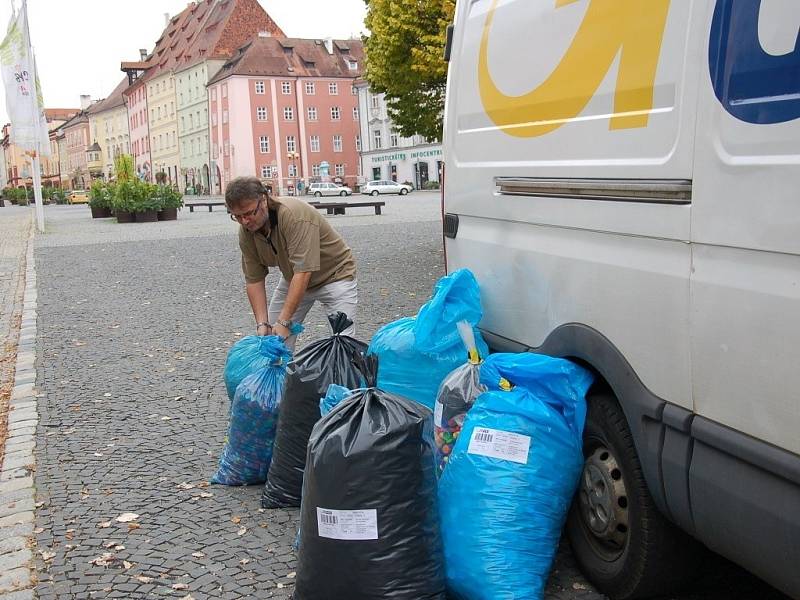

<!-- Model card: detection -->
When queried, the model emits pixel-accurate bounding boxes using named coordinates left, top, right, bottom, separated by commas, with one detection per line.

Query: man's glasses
left=229, top=198, right=262, bottom=222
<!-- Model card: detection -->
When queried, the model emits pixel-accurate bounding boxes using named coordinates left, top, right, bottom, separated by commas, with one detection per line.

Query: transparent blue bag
left=224, top=328, right=301, bottom=401
left=211, top=336, right=291, bottom=485
left=368, top=269, right=489, bottom=409
left=319, top=383, right=352, bottom=417
left=438, top=352, right=594, bottom=600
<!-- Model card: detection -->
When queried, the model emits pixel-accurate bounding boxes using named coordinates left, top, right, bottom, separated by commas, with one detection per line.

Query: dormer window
left=348, top=60, right=358, bottom=71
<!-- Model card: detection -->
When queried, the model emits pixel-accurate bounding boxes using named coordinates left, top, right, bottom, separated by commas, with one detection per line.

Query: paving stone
left=6, top=411, right=37, bottom=426
left=0, top=488, right=34, bottom=508
left=0, top=469, right=32, bottom=483
left=0, top=550, right=31, bottom=573
left=0, top=567, right=31, bottom=593
left=1, top=441, right=34, bottom=455
left=0, top=478, right=33, bottom=496
left=0, top=537, right=27, bottom=557
left=0, top=589, right=36, bottom=600
left=0, top=511, right=34, bottom=529
left=1, top=455, right=34, bottom=473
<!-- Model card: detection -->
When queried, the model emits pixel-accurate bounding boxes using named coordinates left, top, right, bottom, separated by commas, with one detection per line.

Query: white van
left=442, top=1, right=799, bottom=598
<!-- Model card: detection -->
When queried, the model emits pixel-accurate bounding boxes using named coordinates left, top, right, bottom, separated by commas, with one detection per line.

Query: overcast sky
left=0, top=0, right=368, bottom=124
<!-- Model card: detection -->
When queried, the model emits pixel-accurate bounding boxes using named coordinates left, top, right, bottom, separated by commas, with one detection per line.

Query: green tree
left=363, top=0, right=455, bottom=141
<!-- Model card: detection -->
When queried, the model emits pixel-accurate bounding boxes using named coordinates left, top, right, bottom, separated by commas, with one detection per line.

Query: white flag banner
left=0, top=1, right=50, bottom=156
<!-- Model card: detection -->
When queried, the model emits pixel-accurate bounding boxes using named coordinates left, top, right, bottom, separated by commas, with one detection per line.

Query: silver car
left=308, top=182, right=352, bottom=197
left=361, top=180, right=413, bottom=196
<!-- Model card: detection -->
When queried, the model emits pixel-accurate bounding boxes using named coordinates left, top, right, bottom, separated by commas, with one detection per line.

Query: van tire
left=314, top=191, right=322, bottom=198
left=370, top=190, right=379, bottom=196
left=566, top=392, right=703, bottom=599
left=400, top=188, right=408, bottom=195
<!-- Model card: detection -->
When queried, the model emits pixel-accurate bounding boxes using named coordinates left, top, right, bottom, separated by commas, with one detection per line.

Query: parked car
left=67, top=190, right=89, bottom=204
left=308, top=182, right=352, bottom=197
left=361, top=180, right=413, bottom=196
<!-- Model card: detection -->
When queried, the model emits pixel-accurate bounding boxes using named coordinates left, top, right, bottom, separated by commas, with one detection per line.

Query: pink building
left=208, top=36, right=363, bottom=194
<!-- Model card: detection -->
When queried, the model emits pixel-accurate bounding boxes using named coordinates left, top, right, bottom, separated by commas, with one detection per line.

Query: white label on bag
left=434, top=401, right=443, bottom=426
left=467, top=427, right=531, bottom=464
left=316, top=507, right=378, bottom=540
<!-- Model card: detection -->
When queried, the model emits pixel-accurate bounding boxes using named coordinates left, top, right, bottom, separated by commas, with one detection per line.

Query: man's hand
left=273, top=322, right=290, bottom=339
left=256, top=323, right=272, bottom=336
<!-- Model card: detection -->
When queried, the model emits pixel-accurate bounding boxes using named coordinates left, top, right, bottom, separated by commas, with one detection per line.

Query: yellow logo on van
left=479, top=0, right=671, bottom=137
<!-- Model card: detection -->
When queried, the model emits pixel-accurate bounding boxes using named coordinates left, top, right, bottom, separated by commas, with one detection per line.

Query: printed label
left=467, top=427, right=530, bottom=464
left=434, top=401, right=443, bottom=426
left=316, top=507, right=378, bottom=540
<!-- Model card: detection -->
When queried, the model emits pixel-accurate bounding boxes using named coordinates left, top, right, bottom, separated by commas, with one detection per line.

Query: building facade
left=62, top=113, right=91, bottom=189
left=147, top=70, right=180, bottom=184
left=87, top=79, right=130, bottom=180
left=355, top=83, right=442, bottom=189
left=208, top=36, right=363, bottom=195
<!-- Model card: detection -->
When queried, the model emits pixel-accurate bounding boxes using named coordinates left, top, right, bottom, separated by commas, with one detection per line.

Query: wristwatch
left=276, top=318, right=292, bottom=329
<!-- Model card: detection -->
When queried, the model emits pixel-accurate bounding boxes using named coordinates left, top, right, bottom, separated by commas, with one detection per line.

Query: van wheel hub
left=578, top=445, right=629, bottom=556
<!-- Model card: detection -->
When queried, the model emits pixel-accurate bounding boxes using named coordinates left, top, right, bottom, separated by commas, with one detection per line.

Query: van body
left=442, top=0, right=799, bottom=597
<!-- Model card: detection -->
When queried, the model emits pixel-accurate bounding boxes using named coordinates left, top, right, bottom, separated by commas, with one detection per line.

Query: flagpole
left=22, top=0, right=43, bottom=232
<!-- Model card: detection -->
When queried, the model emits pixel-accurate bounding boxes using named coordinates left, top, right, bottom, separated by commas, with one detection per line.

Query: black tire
left=339, top=190, right=347, bottom=196
left=566, top=392, right=703, bottom=599
left=370, top=190, right=379, bottom=196
left=399, top=188, right=408, bottom=195
left=314, top=191, right=322, bottom=198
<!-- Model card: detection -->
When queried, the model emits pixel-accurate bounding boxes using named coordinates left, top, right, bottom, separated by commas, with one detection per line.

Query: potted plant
left=157, top=185, right=183, bottom=221
left=133, top=183, right=162, bottom=222
left=89, top=180, right=112, bottom=218
left=113, top=180, right=139, bottom=223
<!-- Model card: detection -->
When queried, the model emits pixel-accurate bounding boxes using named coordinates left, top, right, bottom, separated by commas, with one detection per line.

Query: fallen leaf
left=180, top=596, right=195, bottom=600
left=258, top=522, right=269, bottom=528
left=40, top=551, right=55, bottom=561
left=115, top=545, right=125, bottom=551
left=239, top=558, right=250, bottom=565
left=287, top=572, right=296, bottom=579
left=173, top=395, right=184, bottom=401
left=93, top=453, right=103, bottom=457
left=277, top=583, right=285, bottom=589
left=136, top=576, right=153, bottom=583
left=123, top=561, right=133, bottom=569
left=191, top=552, right=205, bottom=558
left=197, top=482, right=209, bottom=488
left=177, top=482, right=196, bottom=490
left=89, top=552, right=116, bottom=567
left=34, top=527, right=44, bottom=534
left=237, top=526, right=247, bottom=536
left=98, top=521, right=111, bottom=528
left=116, top=513, right=139, bottom=523
left=199, top=492, right=212, bottom=499
left=572, top=583, right=589, bottom=590
left=231, top=516, right=241, bottom=524
left=103, top=393, right=112, bottom=397
left=127, top=523, right=141, bottom=531
left=171, top=583, right=189, bottom=590
left=161, top=416, right=173, bottom=421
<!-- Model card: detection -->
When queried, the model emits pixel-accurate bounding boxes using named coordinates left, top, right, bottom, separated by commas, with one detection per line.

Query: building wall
left=90, top=105, right=130, bottom=180
left=147, top=71, right=180, bottom=185
left=356, top=85, right=442, bottom=188
left=126, top=82, right=151, bottom=180
left=64, top=121, right=90, bottom=189
left=57, top=135, right=68, bottom=187
left=176, top=60, right=222, bottom=193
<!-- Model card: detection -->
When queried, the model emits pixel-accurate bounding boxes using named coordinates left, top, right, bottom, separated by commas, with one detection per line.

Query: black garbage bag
left=261, top=312, right=367, bottom=508
left=293, top=353, right=446, bottom=600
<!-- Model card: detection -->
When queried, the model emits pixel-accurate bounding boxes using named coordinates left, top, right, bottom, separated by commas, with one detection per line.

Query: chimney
left=139, top=48, right=148, bottom=61
left=80, top=95, right=91, bottom=110
left=323, top=38, right=334, bottom=55
left=164, top=13, right=170, bottom=26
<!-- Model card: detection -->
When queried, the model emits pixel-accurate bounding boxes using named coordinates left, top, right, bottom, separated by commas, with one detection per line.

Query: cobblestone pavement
left=29, top=201, right=788, bottom=599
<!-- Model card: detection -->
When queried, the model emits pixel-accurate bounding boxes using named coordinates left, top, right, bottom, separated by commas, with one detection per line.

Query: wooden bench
left=308, top=200, right=386, bottom=215
left=187, top=202, right=225, bottom=213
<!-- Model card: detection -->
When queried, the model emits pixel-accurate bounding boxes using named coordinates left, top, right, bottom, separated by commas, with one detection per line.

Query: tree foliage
left=363, top=0, right=455, bottom=141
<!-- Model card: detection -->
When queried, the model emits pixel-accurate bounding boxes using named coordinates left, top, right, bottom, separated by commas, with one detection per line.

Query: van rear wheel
left=566, top=392, right=703, bottom=599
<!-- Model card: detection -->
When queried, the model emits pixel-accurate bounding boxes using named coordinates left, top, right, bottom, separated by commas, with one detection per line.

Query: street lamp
left=287, top=151, right=300, bottom=195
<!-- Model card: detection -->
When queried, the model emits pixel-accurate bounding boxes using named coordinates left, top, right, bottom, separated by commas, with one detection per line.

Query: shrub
left=89, top=180, right=112, bottom=210
left=423, top=181, right=440, bottom=190
left=157, top=184, right=183, bottom=209
left=113, top=180, right=142, bottom=213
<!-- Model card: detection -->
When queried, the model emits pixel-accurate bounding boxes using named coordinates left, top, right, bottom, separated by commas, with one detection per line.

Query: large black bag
left=293, top=354, right=446, bottom=600
left=261, top=312, right=367, bottom=508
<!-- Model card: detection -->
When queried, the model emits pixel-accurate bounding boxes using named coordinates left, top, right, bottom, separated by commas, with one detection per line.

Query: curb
left=0, top=223, right=37, bottom=599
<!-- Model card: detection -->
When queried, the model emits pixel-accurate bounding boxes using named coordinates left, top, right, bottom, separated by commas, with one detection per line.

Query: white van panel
left=690, top=245, right=800, bottom=455
left=447, top=216, right=693, bottom=407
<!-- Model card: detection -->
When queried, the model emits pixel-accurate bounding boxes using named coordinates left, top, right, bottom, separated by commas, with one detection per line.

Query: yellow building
left=87, top=78, right=130, bottom=180
left=147, top=70, right=180, bottom=185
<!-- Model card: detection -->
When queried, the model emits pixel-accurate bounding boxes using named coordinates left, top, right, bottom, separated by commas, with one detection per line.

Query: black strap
left=266, top=208, right=278, bottom=254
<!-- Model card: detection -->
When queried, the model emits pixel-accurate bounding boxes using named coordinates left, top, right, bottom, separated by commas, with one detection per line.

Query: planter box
left=116, top=210, right=134, bottom=223
left=136, top=209, right=159, bottom=223
left=90, top=206, right=112, bottom=218
left=158, top=207, right=178, bottom=221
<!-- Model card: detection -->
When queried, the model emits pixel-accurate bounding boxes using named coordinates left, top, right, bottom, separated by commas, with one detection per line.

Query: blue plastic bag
left=224, top=327, right=302, bottom=401
left=319, top=384, right=351, bottom=417
left=438, top=352, right=594, bottom=600
left=368, top=269, right=489, bottom=409
left=211, top=336, right=291, bottom=485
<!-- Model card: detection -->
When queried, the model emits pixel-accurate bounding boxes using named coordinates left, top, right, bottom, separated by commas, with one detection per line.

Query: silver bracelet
left=256, top=322, right=270, bottom=330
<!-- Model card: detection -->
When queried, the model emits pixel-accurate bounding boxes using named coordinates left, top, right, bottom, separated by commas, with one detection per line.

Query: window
left=390, top=130, right=399, bottom=147
left=305, top=81, right=315, bottom=95
left=259, top=136, right=270, bottom=154
left=222, top=110, right=228, bottom=124
left=348, top=60, right=358, bottom=71
left=352, top=107, right=359, bottom=120
left=328, top=82, right=338, bottom=95
left=256, top=106, right=267, bottom=121
left=373, top=129, right=382, bottom=149
left=261, top=165, right=271, bottom=178
left=181, top=116, right=185, bottom=131
left=307, top=106, right=318, bottom=121
left=286, top=135, right=296, bottom=153
left=351, top=84, right=358, bottom=95
left=310, top=135, right=320, bottom=152
left=330, top=106, right=340, bottom=121
left=333, top=135, right=342, bottom=152
left=189, top=114, right=194, bottom=128
left=312, top=163, right=320, bottom=176
left=211, top=113, right=217, bottom=126
left=355, top=135, right=361, bottom=151
left=288, top=164, right=297, bottom=177
left=283, top=106, right=294, bottom=121
left=224, top=141, right=230, bottom=156
left=254, top=81, right=265, bottom=94
left=211, top=89, right=217, bottom=101
left=371, top=94, right=380, bottom=109
left=335, top=163, right=344, bottom=176
left=281, top=81, right=292, bottom=95
left=222, top=83, right=227, bottom=97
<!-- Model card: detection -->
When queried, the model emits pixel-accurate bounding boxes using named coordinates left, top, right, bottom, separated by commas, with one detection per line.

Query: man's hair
left=225, top=176, right=269, bottom=209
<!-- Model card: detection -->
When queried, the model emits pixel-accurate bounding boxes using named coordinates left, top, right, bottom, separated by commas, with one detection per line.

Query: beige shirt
left=238, top=196, right=356, bottom=289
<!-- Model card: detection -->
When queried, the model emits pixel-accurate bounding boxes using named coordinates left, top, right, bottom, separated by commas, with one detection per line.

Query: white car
left=361, top=180, right=413, bottom=196
left=308, top=182, right=352, bottom=197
